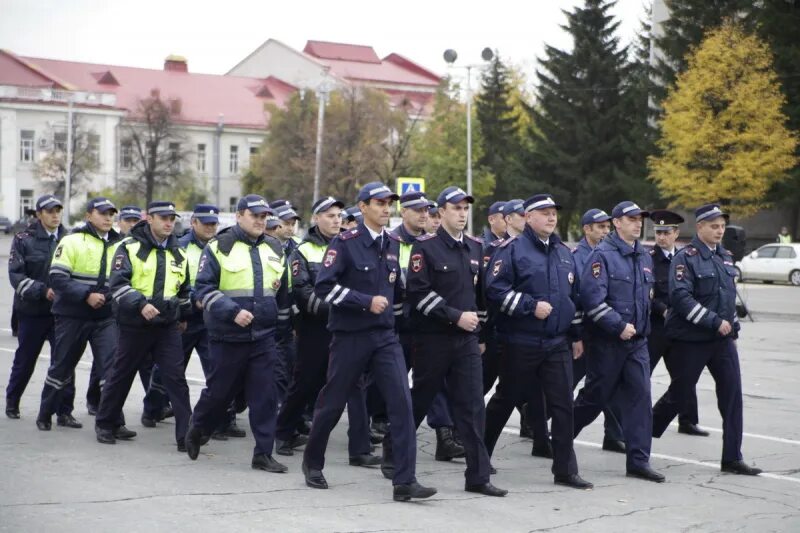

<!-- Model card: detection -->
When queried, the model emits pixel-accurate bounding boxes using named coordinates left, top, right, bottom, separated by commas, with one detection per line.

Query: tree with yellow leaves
left=649, top=22, right=797, bottom=217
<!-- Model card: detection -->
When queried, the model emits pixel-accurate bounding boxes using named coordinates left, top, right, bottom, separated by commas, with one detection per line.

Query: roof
left=0, top=49, right=295, bottom=129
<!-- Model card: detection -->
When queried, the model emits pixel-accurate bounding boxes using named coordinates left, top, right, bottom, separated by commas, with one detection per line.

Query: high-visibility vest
left=209, top=239, right=284, bottom=297
left=123, top=240, right=187, bottom=298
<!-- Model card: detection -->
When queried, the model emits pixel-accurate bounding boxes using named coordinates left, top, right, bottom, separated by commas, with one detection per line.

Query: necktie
left=667, top=252, right=673, bottom=260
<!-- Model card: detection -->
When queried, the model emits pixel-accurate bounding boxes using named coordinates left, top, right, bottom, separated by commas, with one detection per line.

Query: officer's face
left=37, top=206, right=62, bottom=231
left=342, top=219, right=358, bottom=230
left=441, top=200, right=470, bottom=233
left=655, top=228, right=679, bottom=250
left=488, top=213, right=507, bottom=235
left=359, top=198, right=393, bottom=229
left=697, top=217, right=726, bottom=245
left=402, top=206, right=428, bottom=234
left=425, top=213, right=441, bottom=234
left=315, top=207, right=342, bottom=238
left=148, top=214, right=176, bottom=241
left=505, top=212, right=526, bottom=234
left=191, top=218, right=218, bottom=242
left=118, top=217, right=139, bottom=235
left=584, top=221, right=611, bottom=244
left=527, top=207, right=558, bottom=237
left=278, top=218, right=298, bottom=240
left=87, top=209, right=115, bottom=233
left=237, top=209, right=268, bottom=238
left=614, top=215, right=643, bottom=241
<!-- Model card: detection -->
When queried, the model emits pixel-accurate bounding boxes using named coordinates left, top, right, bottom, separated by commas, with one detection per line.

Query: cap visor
left=248, top=206, right=271, bottom=214
left=196, top=216, right=219, bottom=224
left=97, top=206, right=118, bottom=214
left=447, top=194, right=475, bottom=205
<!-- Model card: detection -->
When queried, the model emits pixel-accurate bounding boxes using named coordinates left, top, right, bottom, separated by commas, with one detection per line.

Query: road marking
left=667, top=422, right=800, bottom=446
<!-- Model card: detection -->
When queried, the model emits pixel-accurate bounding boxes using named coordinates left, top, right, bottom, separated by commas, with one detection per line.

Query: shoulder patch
left=339, top=229, right=360, bottom=241
left=323, top=249, right=338, bottom=268
left=492, top=259, right=503, bottom=276
left=499, top=236, right=516, bottom=248
left=291, top=259, right=300, bottom=277
left=416, top=233, right=437, bottom=242
left=591, top=261, right=602, bottom=278
left=675, top=263, right=685, bottom=281
left=410, top=253, right=423, bottom=272
left=685, top=246, right=698, bottom=256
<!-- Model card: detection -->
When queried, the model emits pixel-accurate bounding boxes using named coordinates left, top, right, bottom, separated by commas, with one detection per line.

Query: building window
left=54, top=132, right=68, bottom=152
left=229, top=196, right=238, bottom=212
left=229, top=145, right=239, bottom=173
left=20, top=130, right=34, bottom=162
left=120, top=140, right=133, bottom=170
left=87, top=133, right=100, bottom=163
left=169, top=142, right=181, bottom=172
left=197, top=143, right=206, bottom=172
left=19, top=189, right=34, bottom=219
left=249, top=146, right=259, bottom=156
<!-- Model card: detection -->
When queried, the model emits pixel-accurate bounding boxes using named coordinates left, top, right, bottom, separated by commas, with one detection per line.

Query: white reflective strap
left=307, top=293, right=318, bottom=313
left=622, top=204, right=641, bottom=214
left=370, top=185, right=392, bottom=196
left=686, top=303, right=702, bottom=321
left=112, top=285, right=133, bottom=299
left=393, top=309, right=403, bottom=316
left=202, top=290, right=223, bottom=307
left=325, top=285, right=343, bottom=303
left=16, top=278, right=34, bottom=295
left=205, top=292, right=224, bottom=311
left=593, top=307, right=613, bottom=322
left=333, top=287, right=350, bottom=305
left=113, top=288, right=135, bottom=301
left=692, top=307, right=708, bottom=324
left=312, top=297, right=322, bottom=315
left=392, top=303, right=403, bottom=309
left=423, top=296, right=443, bottom=316
left=500, top=291, right=515, bottom=313
left=526, top=198, right=556, bottom=211
left=587, top=303, right=609, bottom=318
left=49, top=264, right=72, bottom=276
left=445, top=188, right=467, bottom=201
left=400, top=270, right=407, bottom=287
left=417, top=291, right=438, bottom=311
left=507, top=293, right=522, bottom=315
left=179, top=298, right=191, bottom=306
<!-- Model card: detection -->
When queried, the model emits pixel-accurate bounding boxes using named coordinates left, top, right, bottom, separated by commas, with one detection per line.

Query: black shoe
left=721, top=460, right=762, bottom=476
left=185, top=425, right=202, bottom=460
left=5, top=405, right=20, bottom=419
left=36, top=417, right=51, bottom=431
left=87, top=404, right=98, bottom=416
left=302, top=461, right=328, bottom=489
left=371, top=420, right=389, bottom=435
left=177, top=439, right=186, bottom=453
left=56, top=414, right=83, bottom=428
left=465, top=482, right=508, bottom=497
left=602, top=437, right=626, bottom=454
left=531, top=440, right=554, bottom=459
left=678, top=423, right=710, bottom=437
left=627, top=466, right=666, bottom=483
left=224, top=421, right=246, bottom=438
left=252, top=453, right=288, bottom=473
left=141, top=414, right=157, bottom=428
left=210, top=431, right=228, bottom=441
left=296, top=419, right=311, bottom=436
left=381, top=438, right=395, bottom=480
left=554, top=474, right=594, bottom=490
left=369, top=429, right=385, bottom=444
left=490, top=464, right=497, bottom=475
left=95, top=427, right=116, bottom=444
left=435, top=427, right=465, bottom=461
left=275, top=433, right=308, bottom=456
left=349, top=453, right=382, bottom=467
left=114, top=426, right=137, bottom=440
left=393, top=482, right=437, bottom=502
left=158, top=406, right=174, bottom=421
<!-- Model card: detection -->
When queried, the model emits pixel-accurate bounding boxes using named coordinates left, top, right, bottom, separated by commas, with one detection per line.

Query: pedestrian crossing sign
left=396, top=177, right=425, bottom=196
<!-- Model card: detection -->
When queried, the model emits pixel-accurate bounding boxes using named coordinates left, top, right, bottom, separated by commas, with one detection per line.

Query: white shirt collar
left=540, top=238, right=550, bottom=247
left=365, top=225, right=383, bottom=241
left=662, top=247, right=676, bottom=258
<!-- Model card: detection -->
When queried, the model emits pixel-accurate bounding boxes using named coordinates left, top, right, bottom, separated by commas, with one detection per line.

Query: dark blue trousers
left=574, top=337, right=652, bottom=470
left=573, top=350, right=625, bottom=441
left=39, top=316, right=117, bottom=421
left=410, top=334, right=492, bottom=485
left=276, top=323, right=370, bottom=456
left=648, top=321, right=699, bottom=426
left=192, top=337, right=278, bottom=455
left=304, top=329, right=416, bottom=485
left=6, top=314, right=74, bottom=415
left=96, top=325, right=191, bottom=443
left=652, top=338, right=743, bottom=462
left=484, top=340, right=578, bottom=476
left=275, top=330, right=296, bottom=404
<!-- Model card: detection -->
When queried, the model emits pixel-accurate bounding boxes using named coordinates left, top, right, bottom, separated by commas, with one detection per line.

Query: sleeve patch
left=411, top=253, right=423, bottom=273
left=291, top=259, right=300, bottom=277
left=113, top=254, right=124, bottom=271
left=323, top=250, right=337, bottom=268
left=492, top=260, right=503, bottom=276
left=591, top=261, right=601, bottom=278
left=54, top=245, right=63, bottom=259
left=197, top=254, right=207, bottom=274
left=675, top=264, right=685, bottom=281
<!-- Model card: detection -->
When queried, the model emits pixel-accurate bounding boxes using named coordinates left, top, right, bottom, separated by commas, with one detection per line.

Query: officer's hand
left=46, top=288, right=55, bottom=301
left=234, top=309, right=254, bottom=327
left=718, top=320, right=733, bottom=336
left=369, top=296, right=389, bottom=314
left=141, top=303, right=161, bottom=321
left=534, top=301, right=553, bottom=319
left=195, top=300, right=204, bottom=310
left=457, top=311, right=479, bottom=332
left=572, top=340, right=584, bottom=360
left=86, top=292, right=105, bottom=309
left=177, top=321, right=187, bottom=333
left=479, top=343, right=486, bottom=355
left=620, top=323, right=636, bottom=340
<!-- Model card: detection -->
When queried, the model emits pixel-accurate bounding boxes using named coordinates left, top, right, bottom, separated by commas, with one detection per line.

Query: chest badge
left=591, top=261, right=601, bottom=279
left=568, top=271, right=575, bottom=285
left=411, top=253, right=423, bottom=273
left=389, top=271, right=397, bottom=283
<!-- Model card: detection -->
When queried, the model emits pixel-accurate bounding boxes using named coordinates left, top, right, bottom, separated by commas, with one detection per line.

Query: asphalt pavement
left=0, top=234, right=798, bottom=532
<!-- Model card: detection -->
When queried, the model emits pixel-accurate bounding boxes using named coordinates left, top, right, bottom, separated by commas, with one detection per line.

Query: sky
left=1, top=0, right=650, bottom=86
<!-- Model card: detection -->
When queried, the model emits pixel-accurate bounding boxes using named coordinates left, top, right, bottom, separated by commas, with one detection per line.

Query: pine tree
left=649, top=22, right=797, bottom=217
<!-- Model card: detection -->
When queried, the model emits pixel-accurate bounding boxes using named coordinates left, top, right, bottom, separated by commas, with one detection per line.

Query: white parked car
left=736, top=243, right=800, bottom=286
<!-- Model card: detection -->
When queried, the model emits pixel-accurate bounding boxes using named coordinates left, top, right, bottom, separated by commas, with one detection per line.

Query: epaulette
left=557, top=241, right=571, bottom=251
left=416, top=233, right=437, bottom=242
left=387, top=232, right=403, bottom=243
left=499, top=235, right=517, bottom=248
left=685, top=246, right=698, bottom=256
left=489, top=238, right=504, bottom=249
left=571, top=246, right=578, bottom=253
left=339, top=228, right=360, bottom=241
left=465, top=233, right=483, bottom=244
left=649, top=248, right=656, bottom=255
left=723, top=248, right=733, bottom=256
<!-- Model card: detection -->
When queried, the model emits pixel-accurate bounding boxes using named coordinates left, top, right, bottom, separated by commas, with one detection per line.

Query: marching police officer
left=271, top=202, right=303, bottom=255
left=483, top=201, right=507, bottom=244
left=185, top=195, right=291, bottom=473
left=484, top=194, right=592, bottom=490
left=302, top=182, right=436, bottom=502
left=647, top=210, right=707, bottom=437
left=424, top=202, right=442, bottom=235
left=95, top=201, right=192, bottom=449
left=340, top=206, right=362, bottom=231
left=652, top=204, right=761, bottom=476
left=37, top=198, right=134, bottom=439
left=275, top=196, right=375, bottom=464
left=401, top=186, right=506, bottom=496
left=574, top=201, right=664, bottom=483
left=6, top=195, right=72, bottom=420
left=572, top=208, right=626, bottom=453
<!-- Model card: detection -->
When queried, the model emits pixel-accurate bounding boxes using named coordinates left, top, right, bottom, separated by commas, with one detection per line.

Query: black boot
left=435, top=427, right=465, bottom=461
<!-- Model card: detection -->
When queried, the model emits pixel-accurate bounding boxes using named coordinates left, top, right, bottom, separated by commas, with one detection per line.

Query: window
left=229, top=145, right=239, bottom=173
left=120, top=140, right=133, bottom=170
left=756, top=246, right=778, bottom=259
left=229, top=196, right=238, bottom=212
left=197, top=143, right=206, bottom=172
left=169, top=142, right=181, bottom=172
left=87, top=133, right=100, bottom=163
left=20, top=130, right=34, bottom=162
left=249, top=146, right=259, bottom=156
left=54, top=132, right=68, bottom=152
left=19, top=189, right=33, bottom=219
left=775, top=246, right=796, bottom=259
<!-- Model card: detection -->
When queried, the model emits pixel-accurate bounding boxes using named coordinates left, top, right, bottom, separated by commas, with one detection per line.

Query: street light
left=312, top=69, right=333, bottom=204
left=444, top=47, right=493, bottom=235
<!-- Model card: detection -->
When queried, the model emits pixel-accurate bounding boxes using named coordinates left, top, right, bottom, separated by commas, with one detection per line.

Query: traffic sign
left=396, top=177, right=425, bottom=196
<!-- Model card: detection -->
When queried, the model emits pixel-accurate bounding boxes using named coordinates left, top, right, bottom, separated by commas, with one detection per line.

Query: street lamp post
left=443, top=47, right=494, bottom=235
left=312, top=70, right=333, bottom=205
left=64, top=99, right=73, bottom=224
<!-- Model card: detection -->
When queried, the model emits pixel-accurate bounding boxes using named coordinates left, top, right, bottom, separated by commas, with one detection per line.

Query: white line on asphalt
left=667, top=422, right=800, bottom=446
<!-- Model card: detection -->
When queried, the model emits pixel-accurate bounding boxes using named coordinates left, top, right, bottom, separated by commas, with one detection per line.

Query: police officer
left=647, top=210, right=707, bottom=437
left=572, top=208, right=626, bottom=453
left=424, top=202, right=442, bottom=235
left=272, top=202, right=303, bottom=255
left=574, top=201, right=664, bottom=482
left=6, top=195, right=73, bottom=420
left=484, top=194, right=592, bottom=490
left=390, top=190, right=463, bottom=462
left=401, top=186, right=506, bottom=496
left=652, top=204, right=761, bottom=476
left=86, top=205, right=144, bottom=414
left=185, top=194, right=291, bottom=473
left=37, top=198, right=134, bottom=439
left=95, top=201, right=192, bottom=449
left=302, top=182, right=436, bottom=502
left=275, top=196, right=375, bottom=465
left=340, top=206, right=362, bottom=231
left=483, top=201, right=507, bottom=244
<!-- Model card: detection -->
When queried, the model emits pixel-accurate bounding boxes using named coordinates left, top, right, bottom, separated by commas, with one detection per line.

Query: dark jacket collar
left=607, top=231, right=641, bottom=257
left=232, top=223, right=265, bottom=246
left=691, top=236, right=724, bottom=259
left=357, top=222, right=386, bottom=248
left=436, top=225, right=464, bottom=248
left=303, top=225, right=332, bottom=247
left=75, top=221, right=121, bottom=244
left=394, top=222, right=422, bottom=244
left=522, top=225, right=562, bottom=252
left=28, top=220, right=66, bottom=240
